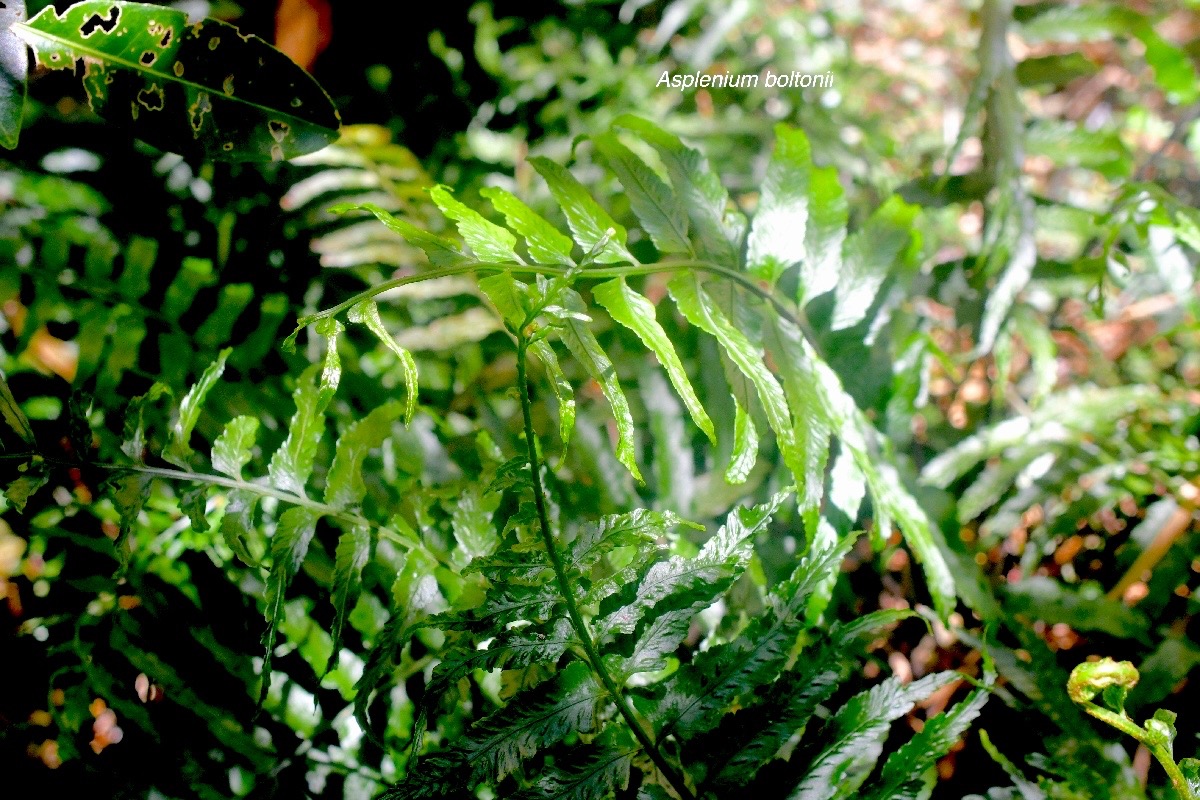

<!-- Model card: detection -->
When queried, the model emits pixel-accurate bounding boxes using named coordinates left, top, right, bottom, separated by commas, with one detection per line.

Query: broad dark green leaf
left=480, top=186, right=576, bottom=266
left=260, top=506, right=319, bottom=704
left=326, top=525, right=370, bottom=674
left=211, top=415, right=259, bottom=481
left=592, top=132, right=691, bottom=255
left=554, top=288, right=642, bottom=482
left=0, top=369, right=35, bottom=445
left=592, top=277, right=715, bottom=444
left=347, top=301, right=419, bottom=424
left=324, top=400, right=404, bottom=509
left=747, top=124, right=811, bottom=286
left=0, top=0, right=26, bottom=150
left=529, top=156, right=635, bottom=264
left=164, top=348, right=230, bottom=468
left=13, top=1, right=339, bottom=161
left=430, top=184, right=522, bottom=263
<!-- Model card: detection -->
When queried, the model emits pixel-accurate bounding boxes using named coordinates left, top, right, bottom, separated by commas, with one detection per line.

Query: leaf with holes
left=0, top=0, right=27, bottom=150
left=12, top=1, right=339, bottom=160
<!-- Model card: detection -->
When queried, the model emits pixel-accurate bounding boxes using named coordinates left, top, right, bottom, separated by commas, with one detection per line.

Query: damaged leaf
left=12, top=0, right=339, bottom=161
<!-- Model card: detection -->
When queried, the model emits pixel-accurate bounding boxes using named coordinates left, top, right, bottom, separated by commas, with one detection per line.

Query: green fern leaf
left=466, top=552, right=554, bottom=587
left=267, top=367, right=325, bottom=497
left=162, top=256, right=217, bottom=320
left=260, top=506, right=319, bottom=704
left=347, top=301, right=420, bottom=425
left=592, top=277, right=715, bottom=444
left=661, top=531, right=859, bottom=740
left=324, top=399, right=404, bottom=509
left=430, top=617, right=576, bottom=695
left=164, top=348, right=230, bottom=467
left=120, top=383, right=169, bottom=462
left=831, top=196, right=920, bottom=331
left=326, top=524, right=370, bottom=674
left=705, top=609, right=917, bottom=791
left=430, top=184, right=523, bottom=263
left=865, top=680, right=992, bottom=800
left=747, top=124, right=812, bottom=286
left=804, top=339, right=956, bottom=619
left=553, top=288, right=642, bottom=482
left=458, top=584, right=561, bottom=631
left=787, top=671, right=961, bottom=800
left=569, top=509, right=690, bottom=575
left=211, top=415, right=259, bottom=480
left=599, top=492, right=787, bottom=641
left=592, top=132, right=691, bottom=255
left=828, top=446, right=866, bottom=521
left=726, top=397, right=760, bottom=484
left=478, top=271, right=531, bottom=329
left=517, top=732, right=636, bottom=800
left=180, top=485, right=210, bottom=533
left=315, top=317, right=343, bottom=412
left=219, top=488, right=259, bottom=567
left=111, top=472, right=152, bottom=541
left=614, top=115, right=744, bottom=266
left=330, top=202, right=467, bottom=267
left=480, top=186, right=576, bottom=266
left=450, top=484, right=501, bottom=561
left=668, top=273, right=803, bottom=487
left=529, top=156, right=634, bottom=264
left=521, top=336, right=577, bottom=449
left=463, top=661, right=602, bottom=783
left=354, top=550, right=442, bottom=731
left=763, top=313, right=832, bottom=528
left=799, top=165, right=848, bottom=305
left=4, top=467, right=49, bottom=513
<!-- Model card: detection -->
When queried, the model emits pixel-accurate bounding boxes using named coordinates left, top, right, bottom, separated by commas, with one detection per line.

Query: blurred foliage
left=0, top=1, right=1198, bottom=799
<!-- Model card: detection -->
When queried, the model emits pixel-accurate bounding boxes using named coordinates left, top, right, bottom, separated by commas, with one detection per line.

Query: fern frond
left=783, top=671, right=962, bottom=800
left=515, top=731, right=638, bottom=800
left=462, top=661, right=603, bottom=784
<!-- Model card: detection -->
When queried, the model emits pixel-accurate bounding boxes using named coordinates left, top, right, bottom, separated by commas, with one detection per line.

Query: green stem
left=298, top=258, right=822, bottom=358
left=48, top=458, right=416, bottom=551
left=1076, top=703, right=1197, bottom=800
left=514, top=334, right=696, bottom=800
